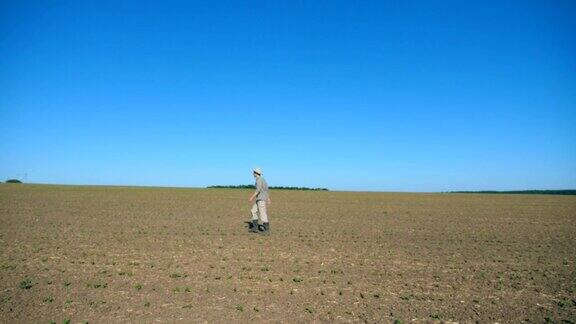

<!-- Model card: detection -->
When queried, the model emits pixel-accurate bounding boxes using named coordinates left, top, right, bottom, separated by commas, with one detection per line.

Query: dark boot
left=250, top=219, right=259, bottom=233
left=259, top=222, right=270, bottom=235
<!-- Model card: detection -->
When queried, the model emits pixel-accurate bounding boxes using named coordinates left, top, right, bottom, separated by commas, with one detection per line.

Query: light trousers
left=251, top=200, right=268, bottom=223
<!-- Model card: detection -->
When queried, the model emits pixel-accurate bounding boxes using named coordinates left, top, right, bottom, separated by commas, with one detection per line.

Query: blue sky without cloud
left=1, top=1, right=575, bottom=191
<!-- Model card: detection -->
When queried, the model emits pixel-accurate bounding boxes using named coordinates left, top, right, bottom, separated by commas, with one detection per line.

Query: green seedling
left=118, top=271, right=133, bottom=276
left=19, top=279, right=33, bottom=289
left=87, top=282, right=107, bottom=289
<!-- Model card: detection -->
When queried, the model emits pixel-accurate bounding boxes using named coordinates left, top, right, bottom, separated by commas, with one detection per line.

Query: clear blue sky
left=1, top=1, right=575, bottom=191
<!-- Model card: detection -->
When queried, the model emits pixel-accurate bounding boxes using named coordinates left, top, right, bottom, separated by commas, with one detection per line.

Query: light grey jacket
left=255, top=177, right=269, bottom=201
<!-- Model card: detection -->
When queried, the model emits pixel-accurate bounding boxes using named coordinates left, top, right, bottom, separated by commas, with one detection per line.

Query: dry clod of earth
left=0, top=184, right=575, bottom=322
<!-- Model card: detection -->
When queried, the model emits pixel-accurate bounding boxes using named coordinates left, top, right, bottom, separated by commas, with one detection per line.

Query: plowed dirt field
left=1, top=184, right=575, bottom=323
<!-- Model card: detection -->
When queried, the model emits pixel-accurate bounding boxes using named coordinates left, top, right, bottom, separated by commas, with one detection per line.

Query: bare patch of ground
left=1, top=184, right=575, bottom=322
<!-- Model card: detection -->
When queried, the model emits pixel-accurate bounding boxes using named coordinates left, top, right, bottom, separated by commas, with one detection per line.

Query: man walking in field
left=248, top=167, right=271, bottom=234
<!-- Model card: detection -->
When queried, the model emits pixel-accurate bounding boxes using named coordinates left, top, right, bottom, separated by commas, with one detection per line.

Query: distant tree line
left=4, top=179, right=22, bottom=184
left=208, top=185, right=328, bottom=191
left=449, top=190, right=576, bottom=195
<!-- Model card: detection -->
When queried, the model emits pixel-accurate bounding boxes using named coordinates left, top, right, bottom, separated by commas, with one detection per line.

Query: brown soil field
left=1, top=184, right=575, bottom=323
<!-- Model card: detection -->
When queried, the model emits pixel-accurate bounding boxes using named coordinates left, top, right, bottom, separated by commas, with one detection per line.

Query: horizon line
left=2, top=182, right=575, bottom=195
